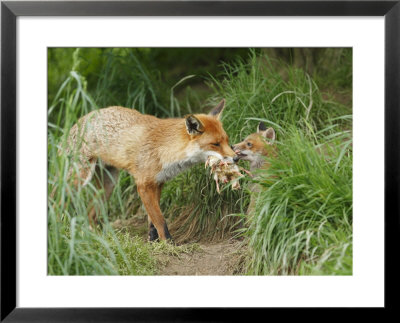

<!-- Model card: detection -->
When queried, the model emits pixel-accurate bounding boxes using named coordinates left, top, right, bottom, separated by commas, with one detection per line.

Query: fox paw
left=148, top=225, right=159, bottom=242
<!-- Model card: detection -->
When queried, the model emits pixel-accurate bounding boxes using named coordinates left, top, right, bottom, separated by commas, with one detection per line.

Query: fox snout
left=231, top=146, right=241, bottom=163
left=221, top=144, right=237, bottom=163
left=232, top=143, right=247, bottom=159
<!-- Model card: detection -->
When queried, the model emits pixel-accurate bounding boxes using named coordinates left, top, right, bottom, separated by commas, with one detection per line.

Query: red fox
left=232, top=122, right=276, bottom=171
left=232, top=122, right=276, bottom=215
left=65, top=99, right=236, bottom=241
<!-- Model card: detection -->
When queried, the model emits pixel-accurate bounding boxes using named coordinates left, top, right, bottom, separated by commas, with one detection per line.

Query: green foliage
left=47, top=48, right=252, bottom=274
left=47, top=67, right=156, bottom=275
left=209, top=50, right=350, bottom=142
left=245, top=122, right=352, bottom=275
left=48, top=214, right=158, bottom=275
left=161, top=164, right=249, bottom=243
left=48, top=48, right=250, bottom=117
left=48, top=47, right=352, bottom=275
left=48, top=142, right=157, bottom=276
left=313, top=48, right=353, bottom=90
left=162, top=50, right=352, bottom=247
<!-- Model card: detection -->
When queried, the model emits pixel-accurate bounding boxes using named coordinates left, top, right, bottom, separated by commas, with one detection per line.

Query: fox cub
left=65, top=99, right=236, bottom=241
left=232, top=122, right=276, bottom=214
left=232, top=122, right=276, bottom=171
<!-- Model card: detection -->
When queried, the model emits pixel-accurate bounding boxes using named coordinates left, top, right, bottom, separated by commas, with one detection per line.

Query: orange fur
left=65, top=99, right=235, bottom=241
left=232, top=123, right=276, bottom=171
left=232, top=122, right=277, bottom=215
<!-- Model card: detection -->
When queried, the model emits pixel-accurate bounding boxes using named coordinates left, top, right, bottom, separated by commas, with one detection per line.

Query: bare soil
left=112, top=214, right=247, bottom=275
left=157, top=239, right=246, bottom=275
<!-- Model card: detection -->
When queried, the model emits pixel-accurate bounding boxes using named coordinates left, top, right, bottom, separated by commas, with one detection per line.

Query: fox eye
left=212, top=143, right=220, bottom=147
left=247, top=142, right=252, bottom=147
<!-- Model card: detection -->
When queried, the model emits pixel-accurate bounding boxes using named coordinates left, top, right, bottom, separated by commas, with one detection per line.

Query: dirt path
left=157, top=239, right=246, bottom=275
left=113, top=215, right=247, bottom=275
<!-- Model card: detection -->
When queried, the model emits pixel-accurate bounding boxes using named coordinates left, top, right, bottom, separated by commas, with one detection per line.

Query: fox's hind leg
left=65, top=157, right=97, bottom=225
left=66, top=157, right=97, bottom=189
left=87, top=164, right=119, bottom=226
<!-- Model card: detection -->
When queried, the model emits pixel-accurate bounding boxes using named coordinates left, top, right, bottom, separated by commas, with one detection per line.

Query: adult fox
left=65, top=99, right=236, bottom=241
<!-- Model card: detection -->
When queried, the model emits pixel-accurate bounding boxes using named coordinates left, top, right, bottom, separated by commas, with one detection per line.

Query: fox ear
left=209, top=99, right=226, bottom=119
left=259, top=124, right=275, bottom=142
left=185, top=115, right=204, bottom=135
left=264, top=128, right=276, bottom=142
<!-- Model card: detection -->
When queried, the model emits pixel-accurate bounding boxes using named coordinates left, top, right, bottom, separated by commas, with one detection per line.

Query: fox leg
left=56, top=157, right=97, bottom=226
left=66, top=157, right=97, bottom=189
left=137, top=182, right=172, bottom=241
left=87, top=165, right=119, bottom=226
left=148, top=222, right=158, bottom=241
left=60, top=157, right=96, bottom=201
left=147, top=183, right=164, bottom=241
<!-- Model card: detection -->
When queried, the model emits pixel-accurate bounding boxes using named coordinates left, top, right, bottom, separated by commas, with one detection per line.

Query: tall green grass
left=47, top=48, right=218, bottom=274
left=48, top=48, right=352, bottom=275
left=210, top=50, right=350, bottom=141
left=162, top=50, right=351, bottom=244
left=48, top=62, right=159, bottom=275
left=245, top=121, right=352, bottom=275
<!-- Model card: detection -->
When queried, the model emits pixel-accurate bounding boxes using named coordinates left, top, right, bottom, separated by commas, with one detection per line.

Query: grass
left=244, top=122, right=352, bottom=275
left=161, top=50, right=351, bottom=246
left=47, top=48, right=220, bottom=274
left=48, top=48, right=352, bottom=275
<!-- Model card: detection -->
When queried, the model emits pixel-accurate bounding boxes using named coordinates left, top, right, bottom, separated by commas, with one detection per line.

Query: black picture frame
left=1, top=1, right=399, bottom=321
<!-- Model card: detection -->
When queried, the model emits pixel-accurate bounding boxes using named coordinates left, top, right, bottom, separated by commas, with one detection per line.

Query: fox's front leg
left=148, top=222, right=159, bottom=241
left=137, top=182, right=172, bottom=241
left=147, top=182, right=164, bottom=241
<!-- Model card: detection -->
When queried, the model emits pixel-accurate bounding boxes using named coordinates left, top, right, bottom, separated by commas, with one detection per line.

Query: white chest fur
left=156, top=156, right=199, bottom=183
left=155, top=145, right=223, bottom=184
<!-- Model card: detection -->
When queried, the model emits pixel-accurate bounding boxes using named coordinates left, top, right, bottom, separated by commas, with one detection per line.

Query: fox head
left=232, top=122, right=276, bottom=168
left=184, top=99, right=236, bottom=162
